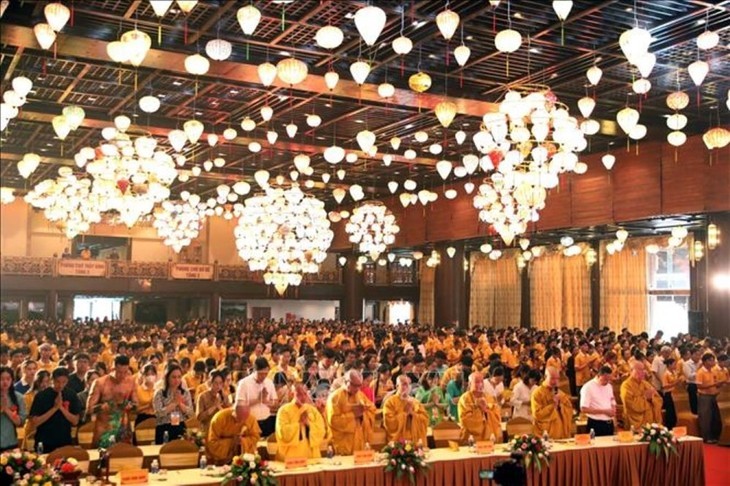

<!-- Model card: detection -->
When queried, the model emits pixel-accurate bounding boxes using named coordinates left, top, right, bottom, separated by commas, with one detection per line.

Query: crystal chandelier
left=473, top=85, right=587, bottom=245
left=345, top=202, right=400, bottom=261
left=234, top=185, right=333, bottom=295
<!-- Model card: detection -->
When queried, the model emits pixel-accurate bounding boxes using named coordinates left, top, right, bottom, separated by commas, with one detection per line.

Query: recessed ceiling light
left=158, top=94, right=166, bottom=98
left=278, top=95, right=288, bottom=101
left=428, top=54, right=437, bottom=59
left=46, top=143, right=53, bottom=146
left=344, top=12, right=355, bottom=19
left=354, top=119, right=364, bottom=123
left=87, top=97, right=97, bottom=101
left=173, top=81, right=182, bottom=86
left=39, top=148, right=47, bottom=152
left=625, top=7, right=632, bottom=12
left=529, top=48, right=540, bottom=54
left=278, top=50, right=291, bottom=57
left=412, top=20, right=427, bottom=28
left=316, top=136, right=326, bottom=140
left=697, top=19, right=706, bottom=25
left=229, top=90, right=239, bottom=95
left=405, top=124, right=414, bottom=129
left=324, top=103, right=332, bottom=107
left=466, top=35, right=473, bottom=41
left=195, top=111, right=202, bottom=115
left=132, top=113, right=139, bottom=117
left=513, top=12, right=523, bottom=19
left=463, top=122, right=470, bottom=127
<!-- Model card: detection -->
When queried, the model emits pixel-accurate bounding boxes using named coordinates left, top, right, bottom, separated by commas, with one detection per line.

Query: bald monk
left=326, top=370, right=376, bottom=455
left=275, top=383, right=326, bottom=461
left=383, top=375, right=429, bottom=445
left=458, top=372, right=502, bottom=443
left=207, top=403, right=261, bottom=465
left=531, top=366, right=574, bottom=439
left=620, top=361, right=662, bottom=430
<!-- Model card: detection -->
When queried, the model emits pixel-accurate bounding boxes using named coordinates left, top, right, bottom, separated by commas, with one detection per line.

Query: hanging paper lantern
left=434, top=101, right=457, bottom=128
left=237, top=4, right=261, bottom=35
left=552, top=0, right=573, bottom=21
left=436, top=9, right=460, bottom=40
left=635, top=52, right=656, bottom=78
left=629, top=123, right=647, bottom=140
left=356, top=130, right=376, bottom=153
left=120, top=29, right=152, bottom=67
left=285, top=123, right=298, bottom=138
left=44, top=2, right=70, bottom=32
left=390, top=136, right=401, bottom=151
left=266, top=131, right=278, bottom=145
left=388, top=181, right=399, bottom=193
left=354, top=5, right=386, bottom=46
left=139, top=95, right=160, bottom=113
left=586, top=65, right=602, bottom=86
left=392, top=35, right=413, bottom=55
left=150, top=0, right=173, bottom=17
left=324, top=145, right=345, bottom=164
left=62, top=105, right=85, bottom=130
left=315, top=25, right=344, bottom=49
left=454, top=45, right=471, bottom=66
left=12, top=77, right=33, bottom=97
left=688, top=60, right=709, bottom=86
left=183, top=119, right=204, bottom=144
left=293, top=154, right=311, bottom=173
left=260, top=105, right=273, bottom=122
left=306, top=114, right=321, bottom=128
left=207, top=133, right=219, bottom=147
left=697, top=30, right=719, bottom=50
left=33, top=23, right=56, bottom=50
left=601, top=153, right=616, bottom=170
left=616, top=106, right=639, bottom=134
left=324, top=70, right=339, bottom=91
left=332, top=188, right=346, bottom=204
left=52, top=115, right=71, bottom=140
left=414, top=131, right=428, bottom=143
left=107, top=41, right=129, bottom=63
left=666, top=114, right=688, bottom=131
left=223, top=127, right=237, bottom=141
left=257, top=62, right=278, bottom=87
left=176, top=0, right=197, bottom=14
left=240, top=117, right=256, bottom=132
left=577, top=96, right=595, bottom=118
left=703, top=127, right=730, bottom=150
left=666, top=91, right=689, bottom=111
left=378, top=82, right=395, bottom=99
left=185, top=53, right=210, bottom=75
left=618, top=27, right=652, bottom=65
left=350, top=61, right=371, bottom=85
left=436, top=160, right=453, bottom=180
left=667, top=131, right=686, bottom=147
left=277, top=58, right=308, bottom=86
left=205, top=38, right=232, bottom=61
left=632, top=78, right=651, bottom=95
left=495, top=29, right=522, bottom=53
left=408, top=72, right=432, bottom=93
left=455, top=130, right=467, bottom=145
left=168, top=129, right=187, bottom=152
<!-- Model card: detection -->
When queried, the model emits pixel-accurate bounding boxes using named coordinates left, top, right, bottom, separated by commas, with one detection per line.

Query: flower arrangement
left=509, top=434, right=550, bottom=472
left=382, top=439, right=429, bottom=485
left=183, top=429, right=206, bottom=448
left=52, top=457, right=81, bottom=479
left=0, top=449, right=60, bottom=486
left=637, top=423, right=678, bottom=459
left=222, top=453, right=277, bottom=486
left=97, top=399, right=136, bottom=448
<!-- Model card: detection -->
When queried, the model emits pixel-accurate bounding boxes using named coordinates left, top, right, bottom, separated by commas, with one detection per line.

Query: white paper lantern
left=139, top=95, right=160, bottom=113
left=697, top=30, right=719, bottom=50
left=586, top=65, right=602, bottom=86
left=454, top=45, right=471, bottom=66
left=392, top=36, right=413, bottom=55
left=354, top=5, right=386, bottom=46
left=455, top=130, right=467, bottom=145
left=257, top=62, right=277, bottom=87
left=205, top=38, right=232, bottom=61
left=185, top=54, right=210, bottom=75
left=324, top=71, right=339, bottom=91
left=260, top=105, right=273, bottom=122
left=33, top=23, right=56, bottom=49
left=667, top=131, right=687, bottom=147
left=306, top=114, right=322, bottom=128
left=277, top=58, right=309, bottom=86
left=436, top=9, right=459, bottom=40
left=350, top=61, right=371, bottom=85
left=436, top=160, right=453, bottom=180
left=495, top=29, right=522, bottom=53
left=356, top=130, right=376, bottom=153
left=688, top=60, right=709, bottom=86
left=578, top=96, right=595, bottom=118
left=286, top=123, right=298, bottom=138
left=150, top=0, right=173, bottom=16
left=237, top=4, right=261, bottom=35
left=240, top=117, right=256, bottom=132
left=168, top=129, right=187, bottom=152
left=378, top=82, right=395, bottom=99
left=44, top=2, right=70, bottom=31
left=552, top=1, right=573, bottom=21
left=616, top=106, right=639, bottom=134
left=223, top=127, right=237, bottom=140
left=183, top=119, right=204, bottom=144
left=315, top=25, right=344, bottom=49
left=324, top=145, right=345, bottom=164
left=601, top=153, right=616, bottom=170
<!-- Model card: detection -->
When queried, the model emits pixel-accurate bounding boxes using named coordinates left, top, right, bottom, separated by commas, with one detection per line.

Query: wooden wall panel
left=570, top=169, right=614, bottom=227
left=662, top=137, right=707, bottom=215
left=704, top=145, right=730, bottom=211
left=536, top=174, right=573, bottom=230
left=611, top=142, right=662, bottom=221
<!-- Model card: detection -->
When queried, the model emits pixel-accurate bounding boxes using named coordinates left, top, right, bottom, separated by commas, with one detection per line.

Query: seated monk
left=531, top=366, right=574, bottom=439
left=382, top=375, right=429, bottom=445
left=275, top=382, right=326, bottom=461
left=620, top=361, right=662, bottom=430
left=206, top=403, right=261, bottom=466
left=326, top=370, right=376, bottom=455
left=458, top=372, right=502, bottom=443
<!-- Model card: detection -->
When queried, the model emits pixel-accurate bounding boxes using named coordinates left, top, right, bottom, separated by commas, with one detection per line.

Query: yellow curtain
left=600, top=242, right=647, bottom=334
left=468, top=252, right=521, bottom=328
left=530, top=250, right=591, bottom=331
left=418, top=261, right=435, bottom=325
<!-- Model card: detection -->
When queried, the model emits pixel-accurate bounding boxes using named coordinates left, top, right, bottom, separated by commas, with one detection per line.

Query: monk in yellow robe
left=383, top=375, right=429, bottom=445
left=326, top=370, right=376, bottom=455
left=275, top=383, right=326, bottom=461
left=620, top=361, right=662, bottom=430
left=207, top=404, right=261, bottom=466
left=458, top=372, right=502, bottom=443
left=531, top=367, right=574, bottom=439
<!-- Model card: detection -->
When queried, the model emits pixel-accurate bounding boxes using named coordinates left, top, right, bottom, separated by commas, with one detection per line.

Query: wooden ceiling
left=0, top=0, right=728, bottom=205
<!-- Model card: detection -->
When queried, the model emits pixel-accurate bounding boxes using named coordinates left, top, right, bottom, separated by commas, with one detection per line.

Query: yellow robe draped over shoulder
left=620, top=378, right=662, bottom=430
left=275, top=402, right=326, bottom=461
left=457, top=391, right=502, bottom=443
left=325, top=387, right=375, bottom=455
left=382, top=395, right=429, bottom=445
left=206, top=408, right=261, bottom=466
left=530, top=385, right=574, bottom=439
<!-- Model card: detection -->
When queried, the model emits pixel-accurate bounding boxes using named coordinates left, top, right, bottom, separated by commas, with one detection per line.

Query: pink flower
left=531, top=438, right=537, bottom=444
left=409, top=466, right=415, bottom=473
left=521, top=443, right=527, bottom=450
left=391, top=459, right=396, bottom=465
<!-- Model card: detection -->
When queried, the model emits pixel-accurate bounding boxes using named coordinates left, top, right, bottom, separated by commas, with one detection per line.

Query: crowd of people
left=0, top=318, right=728, bottom=464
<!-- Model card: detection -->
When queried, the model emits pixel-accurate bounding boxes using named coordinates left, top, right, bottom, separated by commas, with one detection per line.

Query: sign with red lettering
left=119, top=469, right=148, bottom=484
left=354, top=450, right=375, bottom=464
left=475, top=441, right=495, bottom=454
left=170, top=263, right=213, bottom=280
left=284, top=457, right=307, bottom=469
left=57, top=259, right=107, bottom=277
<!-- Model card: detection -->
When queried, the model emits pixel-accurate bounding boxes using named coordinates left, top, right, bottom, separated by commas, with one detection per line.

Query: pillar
left=705, top=213, right=730, bottom=338
left=341, top=256, right=364, bottom=321
left=590, top=240, right=601, bottom=331
left=434, top=242, right=466, bottom=328
left=46, top=290, right=58, bottom=320
left=520, top=265, right=530, bottom=328
left=210, top=293, right=221, bottom=322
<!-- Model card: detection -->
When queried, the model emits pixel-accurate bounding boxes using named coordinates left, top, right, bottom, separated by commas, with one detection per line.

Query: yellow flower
left=405, top=444, right=412, bottom=452
left=44, top=482, right=53, bottom=486
left=34, top=475, right=42, bottom=482
left=0, top=456, right=6, bottom=465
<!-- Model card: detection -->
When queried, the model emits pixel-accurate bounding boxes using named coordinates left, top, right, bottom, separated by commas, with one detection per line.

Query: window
left=647, top=245, right=690, bottom=338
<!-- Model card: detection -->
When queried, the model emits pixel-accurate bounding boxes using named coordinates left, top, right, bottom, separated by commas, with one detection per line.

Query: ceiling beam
left=57, top=64, right=91, bottom=104
left=185, top=1, right=238, bottom=45
left=0, top=25, right=497, bottom=118
left=2, top=46, right=25, bottom=82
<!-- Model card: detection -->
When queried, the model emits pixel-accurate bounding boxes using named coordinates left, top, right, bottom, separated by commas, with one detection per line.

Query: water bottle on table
left=150, top=459, right=159, bottom=474
left=589, top=428, right=596, bottom=445
left=199, top=447, right=207, bottom=469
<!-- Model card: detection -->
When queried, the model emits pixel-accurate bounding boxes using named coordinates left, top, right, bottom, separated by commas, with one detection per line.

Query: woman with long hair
left=25, top=370, right=50, bottom=412
left=152, top=363, right=193, bottom=444
left=135, top=364, right=158, bottom=426
left=0, top=366, right=26, bottom=451
left=415, top=370, right=447, bottom=426
left=196, top=370, right=230, bottom=436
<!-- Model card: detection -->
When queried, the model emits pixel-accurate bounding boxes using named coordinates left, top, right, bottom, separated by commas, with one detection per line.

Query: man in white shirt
left=651, top=346, right=671, bottom=391
left=579, top=366, right=616, bottom=437
left=682, top=347, right=701, bottom=414
left=483, top=366, right=506, bottom=405
left=235, top=357, right=278, bottom=437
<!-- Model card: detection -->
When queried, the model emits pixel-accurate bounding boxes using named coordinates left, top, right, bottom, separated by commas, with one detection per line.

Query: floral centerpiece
left=52, top=457, right=82, bottom=481
left=382, top=439, right=429, bottom=485
left=0, top=449, right=60, bottom=486
left=222, top=453, right=277, bottom=486
left=637, top=423, right=678, bottom=459
left=183, top=429, right=206, bottom=448
left=509, top=434, right=550, bottom=472
left=96, top=399, right=136, bottom=448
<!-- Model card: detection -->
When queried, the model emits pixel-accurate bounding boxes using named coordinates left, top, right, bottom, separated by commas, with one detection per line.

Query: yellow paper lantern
left=434, top=101, right=457, bottom=128
left=277, top=58, right=308, bottom=86
left=409, top=72, right=432, bottom=93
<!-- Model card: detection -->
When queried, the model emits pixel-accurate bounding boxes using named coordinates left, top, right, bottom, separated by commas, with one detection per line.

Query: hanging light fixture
left=703, top=127, right=730, bottom=150
left=697, top=30, right=719, bottom=50
left=667, top=131, right=687, bottom=147
left=552, top=1, right=572, bottom=21
left=62, top=105, right=85, bottom=130
left=666, top=91, right=689, bottom=111
left=205, top=38, right=232, bottom=61
left=52, top=115, right=71, bottom=140
left=707, top=223, right=720, bottom=250
left=324, top=70, right=339, bottom=91
left=44, top=2, right=70, bottom=31
left=139, top=95, right=160, bottom=113
left=277, top=57, right=308, bottom=86
left=454, top=44, right=471, bottom=66
left=237, top=4, right=261, bottom=35
left=168, top=129, right=187, bottom=152
left=378, top=82, right=395, bottom=99
left=345, top=201, right=400, bottom=261
left=586, top=64, right=602, bottom=86
left=183, top=119, right=204, bottom=144
left=260, top=105, right=273, bottom=122
left=265, top=131, right=278, bottom=144
left=315, top=25, right=344, bottom=49
left=688, top=59, right=709, bottom=86
left=495, top=28, right=522, bottom=53
left=354, top=5, right=386, bottom=46
left=257, top=62, right=278, bottom=87
left=350, top=61, right=371, bottom=85
left=33, top=23, right=56, bottom=50
left=436, top=8, right=460, bottom=40
left=434, top=101, right=457, bottom=128
left=618, top=27, right=652, bottom=65
left=306, top=114, right=321, bottom=127
left=0, top=187, right=15, bottom=205
left=240, top=117, right=256, bottom=132
left=392, top=35, right=413, bottom=55
left=408, top=71, right=432, bottom=93
left=150, top=0, right=173, bottom=16
left=176, top=1, right=197, bottom=14
left=616, top=106, right=639, bottom=134
left=286, top=123, right=298, bottom=138
left=356, top=130, right=376, bottom=153
left=324, top=145, right=345, bottom=164
left=185, top=53, right=210, bottom=75
left=121, top=29, right=152, bottom=67
left=436, top=160, right=453, bottom=180
left=601, top=153, right=616, bottom=170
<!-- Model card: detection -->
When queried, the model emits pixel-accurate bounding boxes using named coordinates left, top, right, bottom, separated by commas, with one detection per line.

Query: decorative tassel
left=118, top=68, right=121, bottom=85
left=158, top=23, right=162, bottom=45
left=42, top=58, right=46, bottom=75
left=246, top=41, right=250, bottom=61
left=561, top=23, right=565, bottom=46
left=53, top=41, right=57, bottom=59
left=635, top=141, right=639, bottom=156
left=493, top=12, right=496, bottom=33
left=134, top=71, right=138, bottom=91
left=70, top=1, right=74, bottom=27
left=506, top=54, right=509, bottom=77
left=696, top=88, right=700, bottom=108
left=460, top=72, right=463, bottom=88
left=281, top=5, right=286, bottom=31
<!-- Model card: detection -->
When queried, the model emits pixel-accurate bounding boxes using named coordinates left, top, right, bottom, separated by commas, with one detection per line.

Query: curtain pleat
left=600, top=242, right=648, bottom=334
left=529, top=252, right=590, bottom=331
left=468, top=253, right=521, bottom=328
left=418, top=261, right=435, bottom=326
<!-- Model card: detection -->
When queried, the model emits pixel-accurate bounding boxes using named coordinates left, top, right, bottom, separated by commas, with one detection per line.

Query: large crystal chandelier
left=345, top=201, right=400, bottom=261
left=473, top=86, right=587, bottom=245
left=153, top=199, right=205, bottom=253
left=24, top=172, right=102, bottom=239
left=234, top=185, right=333, bottom=295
